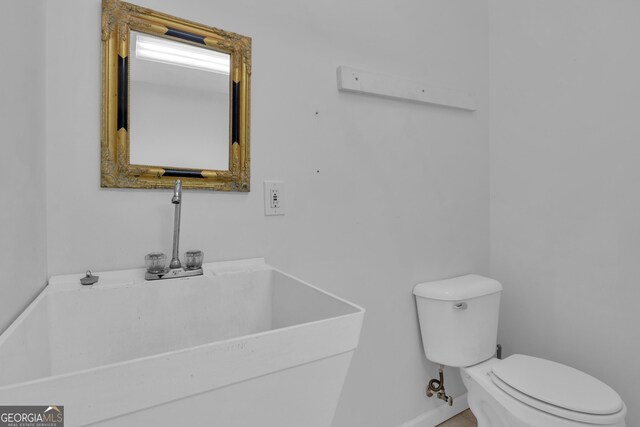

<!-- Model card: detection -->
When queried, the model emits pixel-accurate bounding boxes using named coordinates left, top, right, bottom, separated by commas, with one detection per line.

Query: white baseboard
left=397, top=393, right=469, bottom=427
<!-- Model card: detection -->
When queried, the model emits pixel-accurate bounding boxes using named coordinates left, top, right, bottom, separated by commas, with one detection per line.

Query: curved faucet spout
left=172, top=179, right=182, bottom=204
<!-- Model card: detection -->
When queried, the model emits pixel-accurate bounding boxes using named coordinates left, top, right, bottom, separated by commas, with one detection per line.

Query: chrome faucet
left=145, top=180, right=203, bottom=281
left=169, top=180, right=182, bottom=269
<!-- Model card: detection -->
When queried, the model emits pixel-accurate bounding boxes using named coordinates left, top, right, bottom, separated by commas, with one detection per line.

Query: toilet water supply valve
left=426, top=365, right=453, bottom=406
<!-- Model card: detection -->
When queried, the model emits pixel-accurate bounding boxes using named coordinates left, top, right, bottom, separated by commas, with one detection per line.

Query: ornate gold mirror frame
left=101, top=0, right=251, bottom=191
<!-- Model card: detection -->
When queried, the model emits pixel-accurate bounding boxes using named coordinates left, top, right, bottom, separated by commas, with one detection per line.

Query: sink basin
left=0, top=258, right=364, bottom=426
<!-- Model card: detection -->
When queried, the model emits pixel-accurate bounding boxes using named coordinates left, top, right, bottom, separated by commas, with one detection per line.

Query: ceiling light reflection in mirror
left=135, top=34, right=230, bottom=75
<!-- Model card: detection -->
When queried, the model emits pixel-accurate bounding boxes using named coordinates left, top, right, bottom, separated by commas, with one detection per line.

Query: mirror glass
left=129, top=31, right=230, bottom=171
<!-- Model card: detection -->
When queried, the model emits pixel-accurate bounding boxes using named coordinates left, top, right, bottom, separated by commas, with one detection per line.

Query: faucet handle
left=185, top=250, right=204, bottom=270
left=145, top=252, right=167, bottom=273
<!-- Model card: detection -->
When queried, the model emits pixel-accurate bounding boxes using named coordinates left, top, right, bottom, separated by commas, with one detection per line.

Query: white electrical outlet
left=264, top=181, right=285, bottom=215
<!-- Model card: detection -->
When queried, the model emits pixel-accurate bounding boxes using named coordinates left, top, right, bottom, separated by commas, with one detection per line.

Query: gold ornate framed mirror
left=101, top=0, right=251, bottom=191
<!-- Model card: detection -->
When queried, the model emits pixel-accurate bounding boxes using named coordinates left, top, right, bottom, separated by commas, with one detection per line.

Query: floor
left=436, top=409, right=477, bottom=427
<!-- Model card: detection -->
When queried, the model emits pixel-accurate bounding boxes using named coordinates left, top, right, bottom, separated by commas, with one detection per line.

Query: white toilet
left=413, top=274, right=627, bottom=427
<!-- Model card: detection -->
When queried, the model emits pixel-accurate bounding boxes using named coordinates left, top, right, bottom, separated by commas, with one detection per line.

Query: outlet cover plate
left=264, top=181, right=284, bottom=216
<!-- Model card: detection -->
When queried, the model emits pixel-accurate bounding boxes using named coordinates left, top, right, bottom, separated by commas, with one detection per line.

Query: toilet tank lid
left=413, top=274, right=502, bottom=301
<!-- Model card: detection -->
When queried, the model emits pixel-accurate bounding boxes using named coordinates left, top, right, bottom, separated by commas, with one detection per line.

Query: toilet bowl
left=413, top=275, right=626, bottom=427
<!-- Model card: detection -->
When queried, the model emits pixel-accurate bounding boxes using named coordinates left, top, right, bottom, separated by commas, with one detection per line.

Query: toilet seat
left=490, top=354, right=625, bottom=424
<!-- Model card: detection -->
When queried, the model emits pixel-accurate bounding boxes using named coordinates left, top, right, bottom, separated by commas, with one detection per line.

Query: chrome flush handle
left=453, top=302, right=468, bottom=310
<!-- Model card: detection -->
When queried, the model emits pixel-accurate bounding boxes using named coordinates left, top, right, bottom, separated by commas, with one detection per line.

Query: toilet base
left=460, top=358, right=626, bottom=427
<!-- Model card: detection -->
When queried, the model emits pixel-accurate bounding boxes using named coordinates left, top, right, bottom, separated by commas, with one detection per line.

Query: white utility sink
left=0, top=258, right=365, bottom=426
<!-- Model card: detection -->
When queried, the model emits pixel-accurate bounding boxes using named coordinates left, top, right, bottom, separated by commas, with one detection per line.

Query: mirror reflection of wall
left=129, top=31, right=231, bottom=171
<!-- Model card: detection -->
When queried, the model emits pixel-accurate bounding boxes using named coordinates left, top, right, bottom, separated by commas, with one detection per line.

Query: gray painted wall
left=490, top=0, right=640, bottom=424
left=0, top=1, right=47, bottom=332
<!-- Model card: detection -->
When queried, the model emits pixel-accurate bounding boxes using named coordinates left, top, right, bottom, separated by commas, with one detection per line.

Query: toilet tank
left=413, top=275, right=502, bottom=367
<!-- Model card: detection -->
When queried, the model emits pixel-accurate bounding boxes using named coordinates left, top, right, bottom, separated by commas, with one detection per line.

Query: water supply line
left=426, top=365, right=453, bottom=406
